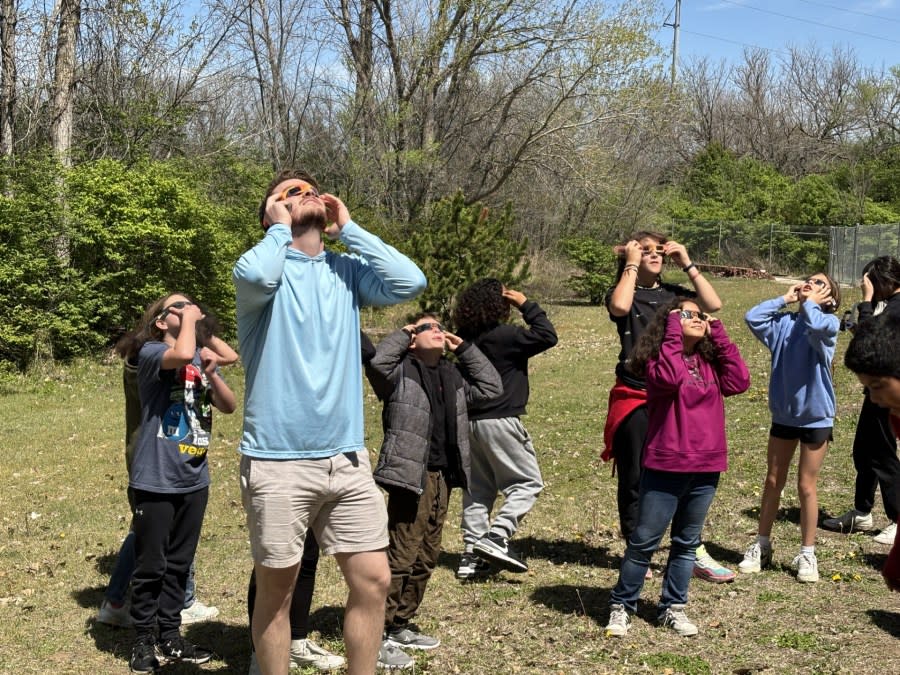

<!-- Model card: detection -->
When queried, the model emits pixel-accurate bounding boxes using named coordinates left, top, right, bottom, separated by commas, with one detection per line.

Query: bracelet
left=623, top=264, right=639, bottom=272
left=682, top=263, right=697, bottom=273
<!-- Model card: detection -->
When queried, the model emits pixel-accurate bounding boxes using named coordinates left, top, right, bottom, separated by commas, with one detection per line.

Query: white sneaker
left=874, top=522, right=897, bottom=545
left=96, top=598, right=131, bottom=627
left=822, top=509, right=874, bottom=533
left=738, top=541, right=772, bottom=574
left=605, top=603, right=631, bottom=637
left=793, top=552, right=819, bottom=583
left=180, top=600, right=220, bottom=625
left=291, top=638, right=346, bottom=671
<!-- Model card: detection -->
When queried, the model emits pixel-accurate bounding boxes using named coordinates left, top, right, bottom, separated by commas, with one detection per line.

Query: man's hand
left=444, top=332, right=463, bottom=352
left=321, top=194, right=350, bottom=239
left=264, top=192, right=293, bottom=230
left=502, top=288, right=526, bottom=307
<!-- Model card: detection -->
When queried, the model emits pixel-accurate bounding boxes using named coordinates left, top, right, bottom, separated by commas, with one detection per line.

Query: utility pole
left=664, top=0, right=681, bottom=87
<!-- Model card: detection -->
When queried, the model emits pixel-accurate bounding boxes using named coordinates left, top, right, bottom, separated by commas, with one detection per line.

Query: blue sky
left=652, top=0, right=900, bottom=72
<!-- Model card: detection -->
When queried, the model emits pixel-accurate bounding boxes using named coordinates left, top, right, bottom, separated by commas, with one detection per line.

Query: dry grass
left=1, top=277, right=898, bottom=675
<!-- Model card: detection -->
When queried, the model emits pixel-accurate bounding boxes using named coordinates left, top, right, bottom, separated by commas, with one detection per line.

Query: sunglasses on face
left=641, top=245, right=665, bottom=256
left=804, top=278, right=827, bottom=289
left=413, top=321, right=444, bottom=335
left=157, top=300, right=193, bottom=320
left=278, top=182, right=319, bottom=201
left=679, top=309, right=708, bottom=321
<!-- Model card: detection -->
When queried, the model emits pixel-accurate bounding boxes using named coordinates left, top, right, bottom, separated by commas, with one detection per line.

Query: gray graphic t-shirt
left=129, top=341, right=215, bottom=493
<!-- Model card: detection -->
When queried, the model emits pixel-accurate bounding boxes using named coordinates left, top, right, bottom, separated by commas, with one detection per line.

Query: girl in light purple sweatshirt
left=604, top=298, right=750, bottom=638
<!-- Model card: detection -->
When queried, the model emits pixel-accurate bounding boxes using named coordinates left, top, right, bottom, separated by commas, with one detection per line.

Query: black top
left=466, top=300, right=558, bottom=420
left=857, top=292, right=900, bottom=323
left=420, top=363, right=450, bottom=470
left=605, top=281, right=696, bottom=389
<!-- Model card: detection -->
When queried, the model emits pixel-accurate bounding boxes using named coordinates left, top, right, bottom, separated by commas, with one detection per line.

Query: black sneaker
left=158, top=636, right=213, bottom=665
left=129, top=635, right=159, bottom=674
left=473, top=532, right=528, bottom=573
left=456, top=552, right=493, bottom=580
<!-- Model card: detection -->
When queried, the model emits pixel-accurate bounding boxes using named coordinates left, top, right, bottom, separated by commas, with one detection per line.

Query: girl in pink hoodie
left=604, top=298, right=750, bottom=638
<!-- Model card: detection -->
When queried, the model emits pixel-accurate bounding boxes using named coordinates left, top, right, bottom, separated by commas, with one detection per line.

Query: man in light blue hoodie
left=234, top=170, right=426, bottom=675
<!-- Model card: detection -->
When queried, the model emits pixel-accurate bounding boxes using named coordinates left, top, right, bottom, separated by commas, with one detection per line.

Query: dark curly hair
left=453, top=278, right=510, bottom=340
left=862, top=255, right=900, bottom=303
left=845, top=313, right=900, bottom=379
left=626, top=298, right=718, bottom=378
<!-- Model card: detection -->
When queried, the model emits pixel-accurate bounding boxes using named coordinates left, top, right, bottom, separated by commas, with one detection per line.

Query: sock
left=757, top=535, right=771, bottom=550
left=800, top=545, right=815, bottom=556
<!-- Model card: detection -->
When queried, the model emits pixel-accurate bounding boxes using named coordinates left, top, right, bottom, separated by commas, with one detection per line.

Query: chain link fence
left=829, top=223, right=900, bottom=285
left=662, top=221, right=831, bottom=277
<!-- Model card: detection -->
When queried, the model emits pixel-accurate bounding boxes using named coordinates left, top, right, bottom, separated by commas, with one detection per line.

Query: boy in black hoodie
left=452, top=280, right=558, bottom=577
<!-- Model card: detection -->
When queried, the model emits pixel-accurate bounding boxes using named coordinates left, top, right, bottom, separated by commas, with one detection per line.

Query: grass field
left=1, top=276, right=898, bottom=674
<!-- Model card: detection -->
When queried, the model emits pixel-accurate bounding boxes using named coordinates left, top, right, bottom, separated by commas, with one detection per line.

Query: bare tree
left=0, top=0, right=17, bottom=156
left=328, top=0, right=662, bottom=221
left=50, top=0, right=80, bottom=165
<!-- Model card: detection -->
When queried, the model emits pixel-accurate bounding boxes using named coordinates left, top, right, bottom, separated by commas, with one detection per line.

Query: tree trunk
left=50, top=0, right=80, bottom=167
left=0, top=0, right=17, bottom=157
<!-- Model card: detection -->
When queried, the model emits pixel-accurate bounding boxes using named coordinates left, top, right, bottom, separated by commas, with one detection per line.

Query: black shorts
left=769, top=423, right=833, bottom=445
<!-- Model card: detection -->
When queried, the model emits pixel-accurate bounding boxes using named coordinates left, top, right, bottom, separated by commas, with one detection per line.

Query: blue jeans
left=610, top=469, right=720, bottom=615
left=105, top=530, right=197, bottom=609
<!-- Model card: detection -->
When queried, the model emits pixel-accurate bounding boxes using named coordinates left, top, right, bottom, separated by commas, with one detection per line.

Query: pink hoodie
left=642, top=313, right=750, bottom=474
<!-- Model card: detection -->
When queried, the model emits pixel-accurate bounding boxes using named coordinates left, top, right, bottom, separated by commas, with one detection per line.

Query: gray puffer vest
left=365, top=329, right=502, bottom=495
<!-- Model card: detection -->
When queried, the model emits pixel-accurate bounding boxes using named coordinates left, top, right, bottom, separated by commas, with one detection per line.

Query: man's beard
left=291, top=207, right=327, bottom=237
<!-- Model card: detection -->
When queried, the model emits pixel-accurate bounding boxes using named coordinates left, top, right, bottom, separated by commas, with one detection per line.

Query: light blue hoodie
left=234, top=222, right=426, bottom=459
left=744, top=297, right=839, bottom=428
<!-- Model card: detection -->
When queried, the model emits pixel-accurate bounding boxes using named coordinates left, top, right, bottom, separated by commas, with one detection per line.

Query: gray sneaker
left=377, top=641, right=414, bottom=670
left=386, top=625, right=440, bottom=650
left=659, top=604, right=698, bottom=636
left=822, top=509, right=874, bottom=533
left=473, top=532, right=528, bottom=573
left=457, top=552, right=493, bottom=580
left=605, top=603, right=631, bottom=637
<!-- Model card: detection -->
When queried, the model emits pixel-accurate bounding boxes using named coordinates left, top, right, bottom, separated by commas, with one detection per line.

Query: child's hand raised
left=783, top=284, right=801, bottom=305
left=443, top=332, right=463, bottom=352
left=199, top=346, right=220, bottom=377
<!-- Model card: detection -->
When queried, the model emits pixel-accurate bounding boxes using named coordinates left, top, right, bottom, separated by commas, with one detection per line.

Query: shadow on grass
left=530, top=584, right=665, bottom=628
left=866, top=608, right=900, bottom=638
left=436, top=535, right=620, bottom=576
left=530, top=584, right=611, bottom=625
left=80, top=592, right=348, bottom=673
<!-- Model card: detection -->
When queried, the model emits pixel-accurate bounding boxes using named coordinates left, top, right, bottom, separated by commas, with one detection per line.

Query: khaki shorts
left=240, top=451, right=388, bottom=567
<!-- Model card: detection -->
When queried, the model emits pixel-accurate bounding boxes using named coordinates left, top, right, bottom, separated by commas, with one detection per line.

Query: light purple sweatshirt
left=642, top=313, right=751, bottom=474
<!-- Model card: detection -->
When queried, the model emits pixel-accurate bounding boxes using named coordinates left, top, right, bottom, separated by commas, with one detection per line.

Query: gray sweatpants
left=461, top=417, right=544, bottom=548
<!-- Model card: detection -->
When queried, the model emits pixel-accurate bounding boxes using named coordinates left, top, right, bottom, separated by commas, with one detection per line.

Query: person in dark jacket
left=824, top=255, right=900, bottom=546
left=365, top=313, right=501, bottom=667
left=452, top=279, right=558, bottom=577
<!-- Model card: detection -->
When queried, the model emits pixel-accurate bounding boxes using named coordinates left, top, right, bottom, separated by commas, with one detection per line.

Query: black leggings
left=852, top=393, right=900, bottom=521
left=614, top=406, right=649, bottom=541
left=247, top=529, right=320, bottom=644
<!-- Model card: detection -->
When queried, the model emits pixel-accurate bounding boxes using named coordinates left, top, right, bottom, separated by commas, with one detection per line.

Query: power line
left=678, top=28, right=789, bottom=58
left=793, top=0, right=900, bottom=26
left=717, top=0, right=900, bottom=47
